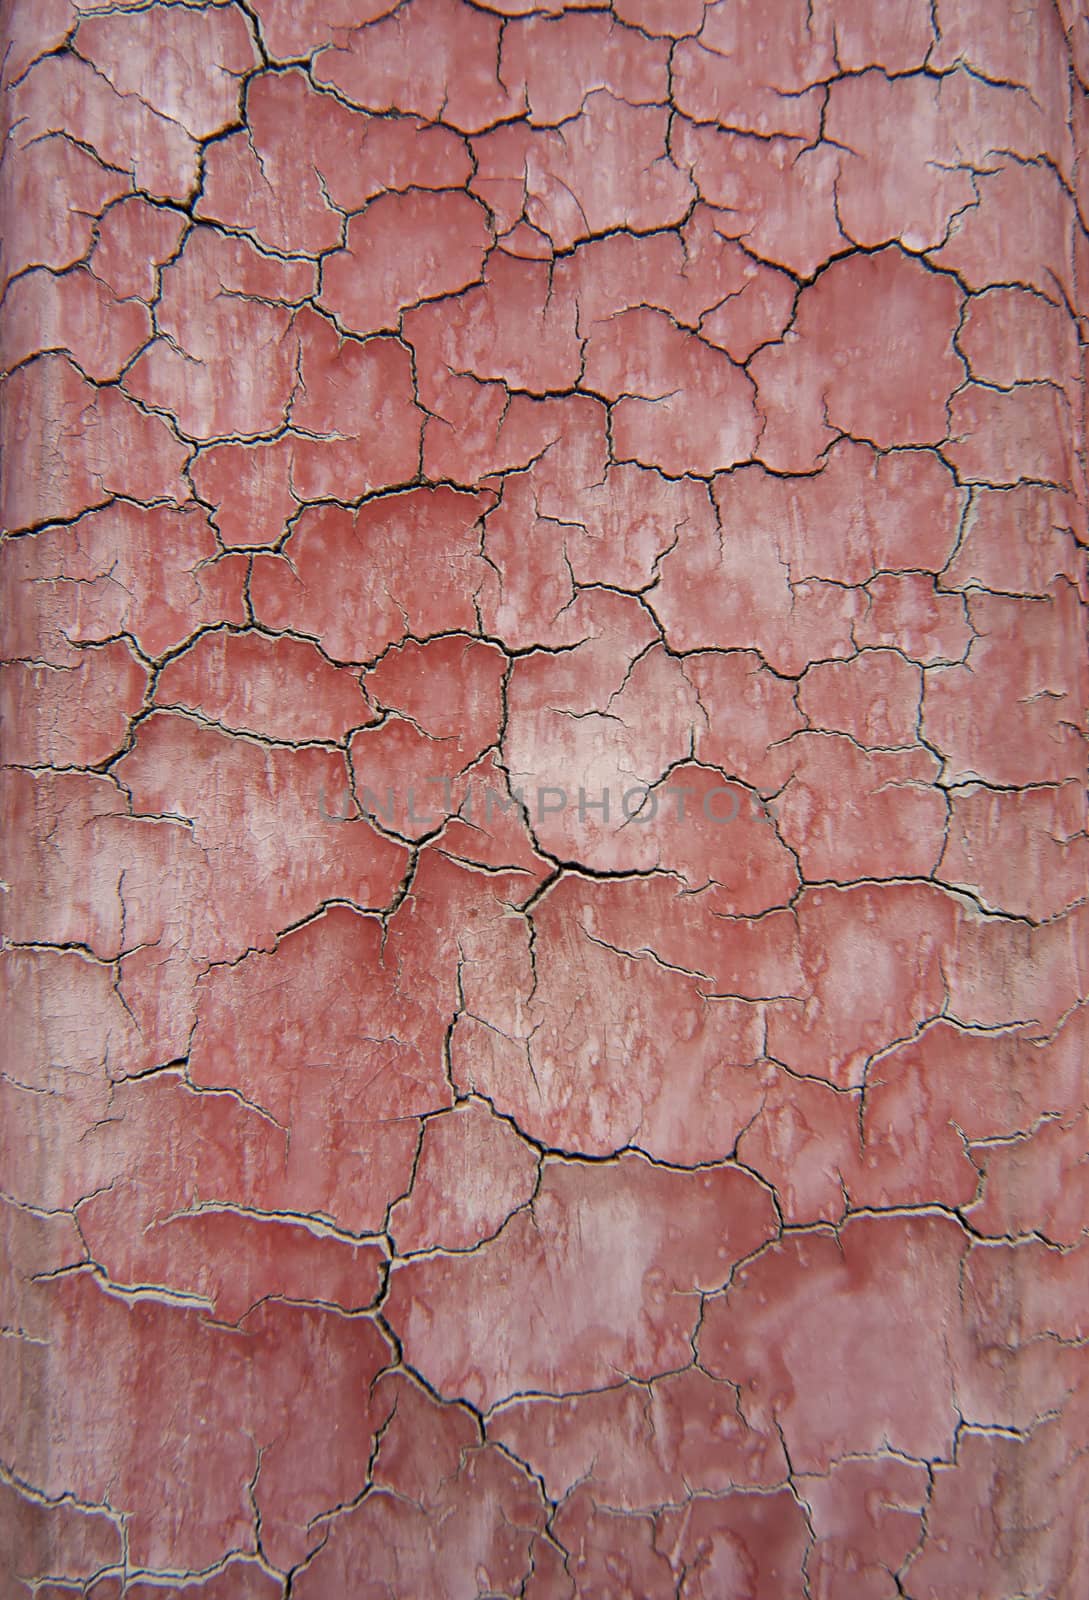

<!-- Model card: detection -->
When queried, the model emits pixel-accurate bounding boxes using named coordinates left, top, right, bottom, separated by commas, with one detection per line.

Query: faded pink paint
left=1, top=1, right=1087, bottom=1595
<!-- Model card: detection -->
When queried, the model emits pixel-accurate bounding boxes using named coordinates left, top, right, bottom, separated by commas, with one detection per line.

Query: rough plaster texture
left=1, top=0, right=1088, bottom=1595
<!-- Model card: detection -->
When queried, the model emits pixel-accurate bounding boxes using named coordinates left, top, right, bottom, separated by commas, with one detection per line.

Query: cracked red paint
left=1, top=0, right=1088, bottom=1594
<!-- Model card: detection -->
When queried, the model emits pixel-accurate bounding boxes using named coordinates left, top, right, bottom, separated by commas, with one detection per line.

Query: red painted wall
left=2, top=1, right=1088, bottom=1595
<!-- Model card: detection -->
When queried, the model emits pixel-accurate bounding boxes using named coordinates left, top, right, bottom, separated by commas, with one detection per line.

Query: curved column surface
left=2, top=2, right=1088, bottom=1596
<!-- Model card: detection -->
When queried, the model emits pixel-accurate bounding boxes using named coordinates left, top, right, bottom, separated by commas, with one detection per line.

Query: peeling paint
left=2, top=0, right=1088, bottom=1595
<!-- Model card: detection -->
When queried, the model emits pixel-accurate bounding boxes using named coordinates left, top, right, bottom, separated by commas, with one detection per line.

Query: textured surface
left=1, top=1, right=1088, bottom=1595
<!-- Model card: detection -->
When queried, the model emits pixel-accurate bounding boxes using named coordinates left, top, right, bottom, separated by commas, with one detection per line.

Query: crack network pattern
left=1, top=0, right=1088, bottom=1595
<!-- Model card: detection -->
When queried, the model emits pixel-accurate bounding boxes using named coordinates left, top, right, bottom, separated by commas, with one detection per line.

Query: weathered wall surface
left=2, top=1, right=1088, bottom=1595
